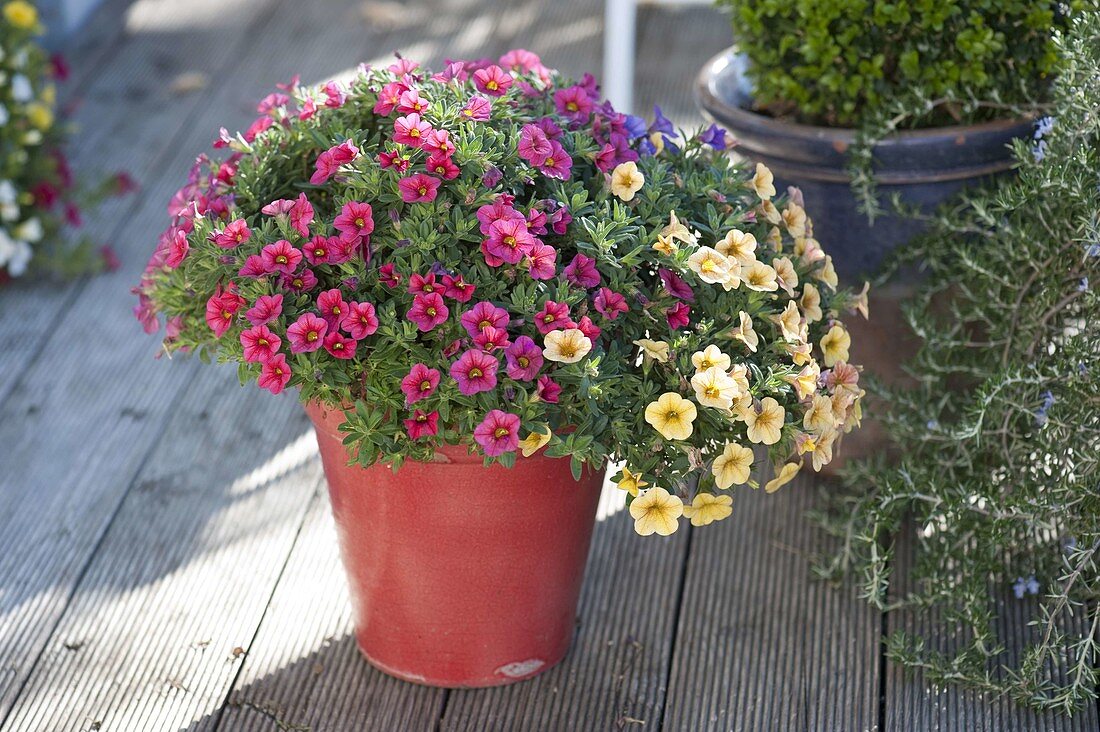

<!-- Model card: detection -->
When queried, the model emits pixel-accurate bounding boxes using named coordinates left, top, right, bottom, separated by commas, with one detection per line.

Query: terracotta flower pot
left=305, top=401, right=605, bottom=687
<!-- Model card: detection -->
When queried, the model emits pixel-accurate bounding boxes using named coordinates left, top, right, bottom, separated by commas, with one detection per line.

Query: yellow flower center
left=494, top=427, right=509, bottom=438
left=426, top=307, right=437, bottom=317
left=487, top=80, right=499, bottom=90
left=469, top=367, right=483, bottom=378
left=306, top=331, right=319, bottom=342
left=276, top=255, right=288, bottom=264
left=420, top=380, right=431, bottom=391
left=518, top=357, right=529, bottom=368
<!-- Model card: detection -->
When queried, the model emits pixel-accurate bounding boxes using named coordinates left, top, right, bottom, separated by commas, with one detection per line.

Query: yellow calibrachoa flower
left=728, top=363, right=750, bottom=394
left=518, top=428, right=552, bottom=457
left=660, top=210, right=697, bottom=246
left=743, top=260, right=779, bottom=292
left=610, top=161, right=644, bottom=201
left=543, top=328, right=592, bottom=363
left=817, top=255, right=839, bottom=289
left=653, top=234, right=677, bottom=256
left=750, top=162, right=776, bottom=200
left=691, top=366, right=739, bottom=410
left=795, top=236, right=825, bottom=264
left=782, top=203, right=807, bottom=238
left=800, top=283, right=823, bottom=323
left=691, top=344, right=731, bottom=373
left=617, top=467, right=649, bottom=496
left=40, top=83, right=56, bottom=106
left=715, top=228, right=757, bottom=267
left=760, top=199, right=782, bottom=224
left=852, top=281, right=871, bottom=319
left=744, top=397, right=785, bottom=445
left=772, top=300, right=805, bottom=342
left=26, top=103, right=53, bottom=131
left=785, top=340, right=813, bottom=366
left=3, top=0, right=38, bottom=28
left=808, top=429, right=837, bottom=471
left=630, top=487, right=683, bottom=536
left=819, top=324, right=851, bottom=367
left=795, top=431, right=817, bottom=456
left=687, top=246, right=732, bottom=285
left=634, top=338, right=670, bottom=363
left=732, top=311, right=759, bottom=353
left=803, top=393, right=837, bottom=433
left=764, top=462, right=801, bottom=493
left=785, top=361, right=821, bottom=401
left=682, top=493, right=733, bottom=527
left=645, top=392, right=697, bottom=441
left=712, top=442, right=753, bottom=489
left=773, top=256, right=798, bottom=296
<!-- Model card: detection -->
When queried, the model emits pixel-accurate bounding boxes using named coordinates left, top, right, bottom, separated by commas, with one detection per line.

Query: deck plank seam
left=655, top=524, right=695, bottom=731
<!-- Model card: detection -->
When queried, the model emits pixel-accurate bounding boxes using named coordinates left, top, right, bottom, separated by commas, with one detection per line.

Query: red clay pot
left=305, top=402, right=604, bottom=687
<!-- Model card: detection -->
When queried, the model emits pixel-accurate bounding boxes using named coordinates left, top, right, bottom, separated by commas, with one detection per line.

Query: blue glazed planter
left=696, top=49, right=1032, bottom=280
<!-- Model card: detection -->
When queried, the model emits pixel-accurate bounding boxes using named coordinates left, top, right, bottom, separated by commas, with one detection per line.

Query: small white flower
left=11, top=74, right=33, bottom=103
left=15, top=217, right=43, bottom=243
left=0, top=180, right=16, bottom=205
left=8, top=240, right=32, bottom=276
left=1, top=202, right=19, bottom=222
left=0, top=228, right=15, bottom=266
left=0, top=103, right=8, bottom=126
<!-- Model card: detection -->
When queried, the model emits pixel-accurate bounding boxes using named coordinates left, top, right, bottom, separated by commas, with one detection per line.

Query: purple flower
left=659, top=268, right=695, bottom=302
left=505, top=336, right=544, bottom=381
left=564, top=253, right=601, bottom=288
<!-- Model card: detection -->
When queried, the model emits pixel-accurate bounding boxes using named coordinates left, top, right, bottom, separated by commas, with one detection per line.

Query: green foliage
left=817, top=13, right=1100, bottom=712
left=716, top=0, right=1073, bottom=128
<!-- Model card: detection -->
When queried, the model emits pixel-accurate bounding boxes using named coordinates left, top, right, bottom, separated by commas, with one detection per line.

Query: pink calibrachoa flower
left=476, top=198, right=524, bottom=234
left=460, top=300, right=510, bottom=336
left=379, top=263, right=402, bottom=289
left=408, top=273, right=439, bottom=294
left=310, top=140, right=359, bottom=185
left=406, top=292, right=449, bottom=332
left=379, top=150, right=412, bottom=173
left=205, top=289, right=245, bottom=338
left=659, top=268, right=696, bottom=303
left=526, top=208, right=548, bottom=235
left=398, top=173, right=441, bottom=203
left=442, top=274, right=476, bottom=302
left=317, top=289, right=347, bottom=327
left=474, top=325, right=510, bottom=352
left=261, top=198, right=295, bottom=216
left=261, top=240, right=303, bottom=274
left=400, top=363, right=441, bottom=404
left=240, top=324, right=281, bottom=363
left=323, top=81, right=346, bottom=108
left=238, top=255, right=266, bottom=278
left=564, top=253, right=601, bottom=288
left=286, top=312, right=328, bottom=353
left=393, top=113, right=432, bottom=147
left=289, top=193, right=314, bottom=237
left=423, top=128, right=454, bottom=158
left=577, top=315, right=602, bottom=341
left=666, top=302, right=691, bottom=330
left=213, top=219, right=250, bottom=249
left=258, top=354, right=292, bottom=395
left=484, top=217, right=536, bottom=264
left=538, top=141, right=572, bottom=179
left=246, top=294, right=283, bottom=326
left=323, top=330, right=357, bottom=359
left=533, top=300, right=573, bottom=334
left=535, top=375, right=561, bottom=403
left=499, top=48, right=543, bottom=74
left=524, top=243, right=557, bottom=280
left=518, top=124, right=552, bottom=166
left=594, top=287, right=628, bottom=319
left=472, top=65, right=512, bottom=97
left=473, top=410, right=520, bottom=457
left=342, top=301, right=379, bottom=339
left=397, top=89, right=429, bottom=115
left=450, top=349, right=499, bottom=395
left=404, top=409, right=440, bottom=440
left=303, top=235, right=333, bottom=265
left=460, top=95, right=491, bottom=121
left=426, top=154, right=460, bottom=180
left=389, top=57, right=419, bottom=75
left=334, top=201, right=375, bottom=244
left=505, top=336, right=543, bottom=381
left=281, top=267, right=318, bottom=293
left=374, top=81, right=408, bottom=115
left=554, top=85, right=593, bottom=122
left=244, top=116, right=273, bottom=142
left=166, top=229, right=189, bottom=268
left=297, top=96, right=317, bottom=120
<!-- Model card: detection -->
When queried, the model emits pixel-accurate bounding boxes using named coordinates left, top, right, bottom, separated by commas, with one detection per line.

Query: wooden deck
left=0, top=0, right=1095, bottom=730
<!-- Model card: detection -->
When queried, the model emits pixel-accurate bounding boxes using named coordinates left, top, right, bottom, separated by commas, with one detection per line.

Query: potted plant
left=698, top=0, right=1078, bottom=278
left=0, top=0, right=130, bottom=280
left=133, top=51, right=866, bottom=687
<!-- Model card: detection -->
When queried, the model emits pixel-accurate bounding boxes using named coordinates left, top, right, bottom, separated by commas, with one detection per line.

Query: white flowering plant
left=0, top=1, right=129, bottom=278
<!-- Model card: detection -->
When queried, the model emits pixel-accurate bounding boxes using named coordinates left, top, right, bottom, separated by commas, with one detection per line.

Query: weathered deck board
left=213, top=492, right=445, bottom=732
left=1, top=373, right=320, bottom=732
left=662, top=474, right=881, bottom=731
left=885, top=530, right=1100, bottom=732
